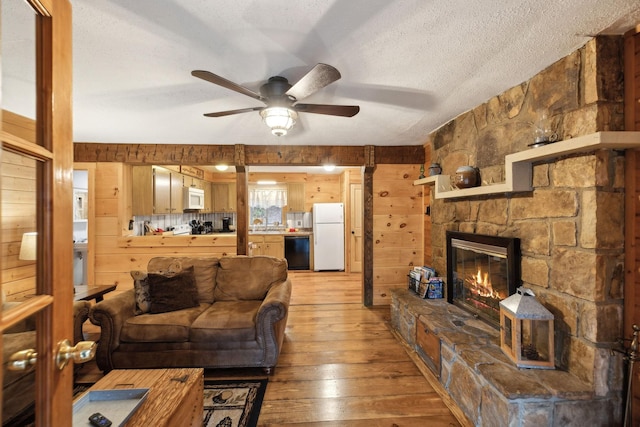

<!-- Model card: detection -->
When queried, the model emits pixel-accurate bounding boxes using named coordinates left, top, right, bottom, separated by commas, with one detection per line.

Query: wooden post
left=362, top=146, right=375, bottom=306
left=235, top=144, right=248, bottom=255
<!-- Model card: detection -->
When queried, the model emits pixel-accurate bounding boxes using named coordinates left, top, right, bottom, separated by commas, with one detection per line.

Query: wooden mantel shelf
left=414, top=131, right=640, bottom=199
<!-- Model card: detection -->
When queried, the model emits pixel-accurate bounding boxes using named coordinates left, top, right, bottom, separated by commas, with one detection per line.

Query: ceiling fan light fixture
left=260, top=107, right=298, bottom=136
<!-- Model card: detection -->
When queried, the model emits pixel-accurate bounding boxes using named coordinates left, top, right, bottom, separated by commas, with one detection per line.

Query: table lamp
left=19, top=232, right=37, bottom=260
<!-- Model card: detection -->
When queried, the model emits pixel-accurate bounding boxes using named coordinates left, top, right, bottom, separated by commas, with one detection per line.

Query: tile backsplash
left=131, top=211, right=311, bottom=235
left=132, top=212, right=237, bottom=235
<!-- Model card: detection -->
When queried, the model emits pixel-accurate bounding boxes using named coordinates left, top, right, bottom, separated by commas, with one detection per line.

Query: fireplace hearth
left=446, top=231, right=520, bottom=328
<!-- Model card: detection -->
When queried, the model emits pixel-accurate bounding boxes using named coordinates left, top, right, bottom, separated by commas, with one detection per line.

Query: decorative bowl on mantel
left=453, top=166, right=478, bottom=189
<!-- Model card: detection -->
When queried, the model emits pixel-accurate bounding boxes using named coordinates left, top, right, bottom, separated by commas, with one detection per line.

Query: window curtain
left=249, top=186, right=288, bottom=226
left=249, top=186, right=288, bottom=208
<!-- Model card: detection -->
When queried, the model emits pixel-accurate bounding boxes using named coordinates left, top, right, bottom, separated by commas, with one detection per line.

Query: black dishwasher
left=284, top=236, right=310, bottom=270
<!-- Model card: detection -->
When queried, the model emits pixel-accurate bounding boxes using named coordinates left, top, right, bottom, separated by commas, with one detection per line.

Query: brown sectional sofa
left=89, top=256, right=291, bottom=374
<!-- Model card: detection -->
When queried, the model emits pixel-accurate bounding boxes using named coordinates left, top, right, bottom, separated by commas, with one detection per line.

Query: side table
left=74, top=284, right=117, bottom=302
left=76, top=368, right=203, bottom=427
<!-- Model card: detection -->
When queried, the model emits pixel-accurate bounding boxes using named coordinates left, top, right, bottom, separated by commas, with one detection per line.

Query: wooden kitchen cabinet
left=228, top=183, right=237, bottom=211
left=132, top=166, right=183, bottom=215
left=202, top=181, right=213, bottom=213
left=170, top=171, right=184, bottom=214
left=250, top=235, right=284, bottom=258
left=184, top=176, right=204, bottom=190
left=212, top=183, right=236, bottom=212
left=154, top=167, right=172, bottom=214
left=132, top=166, right=154, bottom=215
left=287, top=183, right=305, bottom=212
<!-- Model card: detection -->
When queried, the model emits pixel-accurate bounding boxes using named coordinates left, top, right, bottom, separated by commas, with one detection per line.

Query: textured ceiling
left=3, top=0, right=640, bottom=148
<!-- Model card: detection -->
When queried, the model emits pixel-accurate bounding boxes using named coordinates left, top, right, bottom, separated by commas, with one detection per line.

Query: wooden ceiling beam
left=74, top=143, right=425, bottom=166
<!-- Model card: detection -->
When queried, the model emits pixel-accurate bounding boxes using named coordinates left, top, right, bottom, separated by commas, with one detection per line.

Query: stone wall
left=426, top=35, right=625, bottom=399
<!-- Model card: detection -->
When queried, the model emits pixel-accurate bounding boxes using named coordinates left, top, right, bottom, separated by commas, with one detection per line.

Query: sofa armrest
left=256, top=278, right=292, bottom=367
left=73, top=301, right=91, bottom=344
left=89, top=289, right=136, bottom=371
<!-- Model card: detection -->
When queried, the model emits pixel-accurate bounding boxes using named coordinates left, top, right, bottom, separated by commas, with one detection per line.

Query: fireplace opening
left=446, top=231, right=521, bottom=328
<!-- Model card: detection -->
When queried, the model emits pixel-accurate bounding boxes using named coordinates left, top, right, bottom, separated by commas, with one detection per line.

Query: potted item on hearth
left=499, top=287, right=555, bottom=369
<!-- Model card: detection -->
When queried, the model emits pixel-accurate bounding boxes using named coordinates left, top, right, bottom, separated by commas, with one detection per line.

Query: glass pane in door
left=1, top=148, right=39, bottom=424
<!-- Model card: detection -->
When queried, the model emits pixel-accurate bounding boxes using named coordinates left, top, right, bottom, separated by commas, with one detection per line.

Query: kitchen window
left=249, top=185, right=288, bottom=227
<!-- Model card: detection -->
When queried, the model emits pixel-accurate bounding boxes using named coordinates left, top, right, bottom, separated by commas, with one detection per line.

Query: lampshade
left=19, top=232, right=37, bottom=260
left=215, top=164, right=229, bottom=171
left=260, top=107, right=298, bottom=136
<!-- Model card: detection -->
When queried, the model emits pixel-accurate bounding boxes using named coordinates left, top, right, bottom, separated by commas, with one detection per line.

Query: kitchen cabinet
left=132, top=166, right=183, bottom=215
left=287, top=183, right=305, bottom=212
left=132, top=166, right=153, bottom=215
left=202, top=181, right=213, bottom=213
left=184, top=176, right=204, bottom=190
left=169, top=172, right=183, bottom=214
left=228, top=183, right=237, bottom=212
left=250, top=235, right=284, bottom=258
left=212, top=183, right=236, bottom=212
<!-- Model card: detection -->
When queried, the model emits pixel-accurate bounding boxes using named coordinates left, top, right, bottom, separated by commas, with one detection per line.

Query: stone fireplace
left=446, top=231, right=520, bottom=328
left=391, top=36, right=628, bottom=425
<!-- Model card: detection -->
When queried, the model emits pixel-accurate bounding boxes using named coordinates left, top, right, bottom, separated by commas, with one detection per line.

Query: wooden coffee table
left=76, top=368, right=203, bottom=427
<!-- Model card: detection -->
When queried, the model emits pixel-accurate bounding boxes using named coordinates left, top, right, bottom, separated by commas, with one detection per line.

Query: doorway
left=349, top=183, right=363, bottom=273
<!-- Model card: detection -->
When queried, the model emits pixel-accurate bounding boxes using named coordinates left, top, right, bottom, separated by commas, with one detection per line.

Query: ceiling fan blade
left=203, top=107, right=263, bottom=117
left=285, top=64, right=341, bottom=101
left=294, top=103, right=360, bottom=117
left=192, top=70, right=263, bottom=101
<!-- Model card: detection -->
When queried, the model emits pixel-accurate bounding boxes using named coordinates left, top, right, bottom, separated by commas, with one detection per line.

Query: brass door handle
left=8, top=349, right=38, bottom=371
left=56, top=339, right=96, bottom=370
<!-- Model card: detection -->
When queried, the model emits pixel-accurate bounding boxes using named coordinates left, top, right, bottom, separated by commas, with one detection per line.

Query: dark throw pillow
left=148, top=266, right=199, bottom=314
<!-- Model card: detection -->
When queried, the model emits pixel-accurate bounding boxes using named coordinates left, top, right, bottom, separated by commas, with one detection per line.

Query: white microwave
left=183, top=187, right=205, bottom=210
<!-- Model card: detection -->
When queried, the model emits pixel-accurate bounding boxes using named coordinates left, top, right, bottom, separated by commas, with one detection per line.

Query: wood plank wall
left=624, top=25, right=640, bottom=423
left=624, top=27, right=640, bottom=336
left=372, top=164, right=423, bottom=305
left=1, top=111, right=37, bottom=300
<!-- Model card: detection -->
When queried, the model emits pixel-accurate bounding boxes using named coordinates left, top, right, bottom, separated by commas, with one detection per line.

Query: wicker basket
left=407, top=275, right=428, bottom=298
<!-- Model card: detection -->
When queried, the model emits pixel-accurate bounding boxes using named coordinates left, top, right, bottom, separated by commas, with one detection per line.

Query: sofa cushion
left=190, top=300, right=262, bottom=343
left=147, top=257, right=219, bottom=303
left=214, top=256, right=287, bottom=301
left=131, top=270, right=150, bottom=314
left=121, top=303, right=210, bottom=343
left=148, top=266, right=199, bottom=314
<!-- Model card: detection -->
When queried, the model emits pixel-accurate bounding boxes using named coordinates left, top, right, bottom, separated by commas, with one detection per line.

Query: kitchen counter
left=117, top=233, right=236, bottom=248
left=249, top=230, right=313, bottom=236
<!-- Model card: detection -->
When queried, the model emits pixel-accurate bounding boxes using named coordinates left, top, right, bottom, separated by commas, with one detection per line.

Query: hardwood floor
left=256, top=271, right=464, bottom=426
left=79, top=271, right=466, bottom=426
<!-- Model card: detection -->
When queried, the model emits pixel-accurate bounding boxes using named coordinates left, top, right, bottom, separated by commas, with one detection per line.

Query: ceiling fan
left=191, top=63, right=360, bottom=136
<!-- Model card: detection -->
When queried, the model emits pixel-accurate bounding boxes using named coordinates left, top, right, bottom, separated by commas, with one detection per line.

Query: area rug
left=203, top=379, right=268, bottom=427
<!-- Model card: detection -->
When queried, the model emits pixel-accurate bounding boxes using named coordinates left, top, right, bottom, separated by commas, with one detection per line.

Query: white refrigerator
left=313, top=203, right=345, bottom=271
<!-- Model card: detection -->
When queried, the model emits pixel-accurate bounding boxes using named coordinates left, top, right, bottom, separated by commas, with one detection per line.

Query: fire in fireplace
left=446, top=231, right=521, bottom=328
